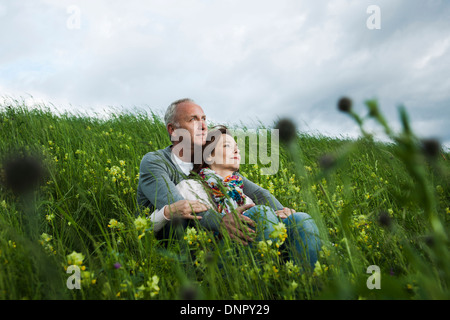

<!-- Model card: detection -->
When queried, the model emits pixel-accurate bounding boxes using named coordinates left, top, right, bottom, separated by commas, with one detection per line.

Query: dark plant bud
left=421, top=139, right=441, bottom=158
left=378, top=211, right=392, bottom=229
left=275, top=118, right=297, bottom=144
left=338, top=97, right=352, bottom=113
left=171, top=215, right=186, bottom=239
left=424, top=235, right=435, bottom=247
left=180, top=284, right=198, bottom=300
left=2, top=153, right=46, bottom=195
left=171, top=215, right=184, bottom=228
left=318, top=154, right=336, bottom=171
left=204, top=251, right=215, bottom=265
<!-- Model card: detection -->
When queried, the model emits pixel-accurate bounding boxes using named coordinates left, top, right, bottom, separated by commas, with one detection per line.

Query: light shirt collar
left=171, top=151, right=194, bottom=176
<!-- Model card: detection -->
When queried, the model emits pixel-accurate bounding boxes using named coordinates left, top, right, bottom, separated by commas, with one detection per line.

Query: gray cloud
left=1, top=0, right=449, bottom=148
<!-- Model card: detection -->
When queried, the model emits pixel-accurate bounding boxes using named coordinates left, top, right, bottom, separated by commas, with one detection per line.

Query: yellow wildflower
left=67, top=251, right=84, bottom=266
left=134, top=216, right=148, bottom=232
left=108, top=219, right=125, bottom=230
left=313, top=261, right=328, bottom=277
left=290, top=281, right=298, bottom=290
left=148, top=275, right=160, bottom=297
left=270, top=222, right=288, bottom=245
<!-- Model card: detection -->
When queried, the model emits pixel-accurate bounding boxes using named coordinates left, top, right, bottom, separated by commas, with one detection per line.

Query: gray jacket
left=137, top=146, right=284, bottom=232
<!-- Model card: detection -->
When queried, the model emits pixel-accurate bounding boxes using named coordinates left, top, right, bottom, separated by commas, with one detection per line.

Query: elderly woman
left=150, top=126, right=321, bottom=268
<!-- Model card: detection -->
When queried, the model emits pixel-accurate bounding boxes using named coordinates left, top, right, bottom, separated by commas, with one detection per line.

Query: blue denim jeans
left=243, top=205, right=321, bottom=269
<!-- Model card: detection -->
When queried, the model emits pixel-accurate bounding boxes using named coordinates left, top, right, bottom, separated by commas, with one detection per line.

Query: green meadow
left=0, top=98, right=448, bottom=300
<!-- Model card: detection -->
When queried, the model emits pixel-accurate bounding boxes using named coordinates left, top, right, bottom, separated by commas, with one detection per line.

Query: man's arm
left=149, top=206, right=171, bottom=233
left=139, top=154, right=222, bottom=232
left=138, top=155, right=184, bottom=210
left=240, top=174, right=284, bottom=210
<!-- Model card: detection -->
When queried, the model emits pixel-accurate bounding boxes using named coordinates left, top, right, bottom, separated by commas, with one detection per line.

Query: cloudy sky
left=1, top=0, right=449, bottom=148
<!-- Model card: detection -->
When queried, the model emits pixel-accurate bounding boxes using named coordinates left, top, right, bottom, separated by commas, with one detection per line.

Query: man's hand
left=164, top=200, right=207, bottom=220
left=275, top=207, right=295, bottom=219
left=220, top=203, right=256, bottom=245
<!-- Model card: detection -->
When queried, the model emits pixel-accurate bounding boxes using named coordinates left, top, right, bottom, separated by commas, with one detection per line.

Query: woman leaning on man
left=150, top=125, right=322, bottom=268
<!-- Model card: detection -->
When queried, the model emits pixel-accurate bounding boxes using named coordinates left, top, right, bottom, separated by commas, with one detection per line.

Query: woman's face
left=208, top=134, right=240, bottom=172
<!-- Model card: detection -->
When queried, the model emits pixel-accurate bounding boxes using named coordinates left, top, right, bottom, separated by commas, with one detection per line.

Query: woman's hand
left=275, top=207, right=295, bottom=219
left=164, top=200, right=207, bottom=220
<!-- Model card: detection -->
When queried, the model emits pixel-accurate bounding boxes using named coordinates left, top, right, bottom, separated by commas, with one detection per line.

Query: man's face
left=170, top=101, right=207, bottom=147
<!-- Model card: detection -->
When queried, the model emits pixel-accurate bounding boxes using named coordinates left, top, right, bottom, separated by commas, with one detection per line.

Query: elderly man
left=137, top=98, right=287, bottom=243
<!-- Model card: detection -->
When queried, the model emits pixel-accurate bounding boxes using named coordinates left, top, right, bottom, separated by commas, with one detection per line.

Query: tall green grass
left=0, top=98, right=448, bottom=300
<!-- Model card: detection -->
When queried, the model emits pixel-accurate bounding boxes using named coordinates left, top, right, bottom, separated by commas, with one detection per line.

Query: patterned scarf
left=198, top=168, right=246, bottom=214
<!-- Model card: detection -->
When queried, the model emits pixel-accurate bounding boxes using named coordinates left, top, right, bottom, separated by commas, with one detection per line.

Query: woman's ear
left=203, top=148, right=215, bottom=165
left=205, top=155, right=213, bottom=164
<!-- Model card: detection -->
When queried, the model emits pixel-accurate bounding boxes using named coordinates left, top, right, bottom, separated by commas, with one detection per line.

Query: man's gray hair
left=164, top=98, right=195, bottom=128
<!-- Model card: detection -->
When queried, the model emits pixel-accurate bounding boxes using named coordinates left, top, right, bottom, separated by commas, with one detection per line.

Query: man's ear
left=167, top=123, right=176, bottom=137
